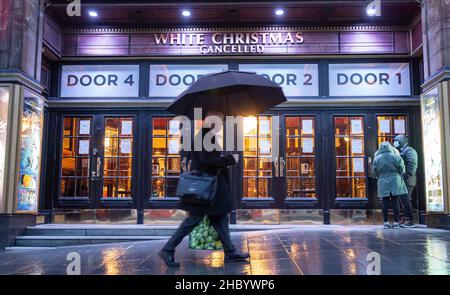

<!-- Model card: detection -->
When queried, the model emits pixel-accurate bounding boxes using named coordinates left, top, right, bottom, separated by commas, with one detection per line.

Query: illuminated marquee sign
left=152, top=31, right=304, bottom=55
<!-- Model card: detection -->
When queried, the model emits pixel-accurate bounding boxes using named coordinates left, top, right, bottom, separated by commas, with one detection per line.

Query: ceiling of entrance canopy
left=45, top=0, right=421, bottom=28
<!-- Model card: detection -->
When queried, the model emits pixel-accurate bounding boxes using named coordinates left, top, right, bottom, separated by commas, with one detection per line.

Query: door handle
left=181, top=157, right=187, bottom=172
left=96, top=157, right=102, bottom=180
left=367, top=156, right=373, bottom=178
left=90, top=148, right=99, bottom=181
left=279, top=156, right=286, bottom=177
left=90, top=171, right=96, bottom=182
left=274, top=157, right=279, bottom=177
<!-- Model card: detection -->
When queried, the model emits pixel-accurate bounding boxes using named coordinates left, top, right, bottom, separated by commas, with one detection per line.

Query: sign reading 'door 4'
left=329, top=63, right=411, bottom=97
left=61, top=65, right=140, bottom=97
left=149, top=64, right=228, bottom=97
left=239, top=64, right=319, bottom=97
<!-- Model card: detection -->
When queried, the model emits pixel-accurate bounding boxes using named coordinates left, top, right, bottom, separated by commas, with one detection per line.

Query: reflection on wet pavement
left=1, top=226, right=450, bottom=275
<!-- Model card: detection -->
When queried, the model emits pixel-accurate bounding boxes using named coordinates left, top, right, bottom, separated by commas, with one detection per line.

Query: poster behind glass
left=421, top=87, right=445, bottom=212
left=16, top=91, right=44, bottom=212
left=0, top=87, right=10, bottom=212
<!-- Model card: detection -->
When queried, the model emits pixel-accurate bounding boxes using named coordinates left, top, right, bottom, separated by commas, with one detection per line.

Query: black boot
left=225, top=251, right=250, bottom=262
left=158, top=250, right=180, bottom=268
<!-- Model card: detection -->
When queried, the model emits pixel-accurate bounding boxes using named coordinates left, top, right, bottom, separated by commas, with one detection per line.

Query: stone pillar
left=0, top=0, right=44, bottom=81
left=421, top=0, right=450, bottom=229
left=0, top=0, right=45, bottom=248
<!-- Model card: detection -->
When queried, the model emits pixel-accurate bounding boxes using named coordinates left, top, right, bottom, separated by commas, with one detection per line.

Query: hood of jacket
left=377, top=141, right=395, bottom=155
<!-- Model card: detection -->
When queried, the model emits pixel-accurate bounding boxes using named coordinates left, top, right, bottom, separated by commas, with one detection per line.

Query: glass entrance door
left=101, top=117, right=135, bottom=201
left=329, top=113, right=411, bottom=211
left=150, top=116, right=182, bottom=200
left=60, top=117, right=93, bottom=201
left=333, top=115, right=368, bottom=201
left=284, top=116, right=318, bottom=200
left=238, top=114, right=320, bottom=209
left=241, top=116, right=274, bottom=200
left=57, top=115, right=136, bottom=208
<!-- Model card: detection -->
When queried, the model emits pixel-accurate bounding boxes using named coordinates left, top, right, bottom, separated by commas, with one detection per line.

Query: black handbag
left=176, top=170, right=219, bottom=207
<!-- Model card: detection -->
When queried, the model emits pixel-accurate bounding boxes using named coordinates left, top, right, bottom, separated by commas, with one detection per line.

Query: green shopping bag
left=189, top=216, right=223, bottom=250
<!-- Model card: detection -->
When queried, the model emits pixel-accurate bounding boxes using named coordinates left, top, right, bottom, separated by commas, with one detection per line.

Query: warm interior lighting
left=104, top=137, right=110, bottom=149
left=243, top=117, right=257, bottom=136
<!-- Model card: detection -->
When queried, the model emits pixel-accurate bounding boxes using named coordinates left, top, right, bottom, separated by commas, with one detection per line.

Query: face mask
left=393, top=141, right=400, bottom=148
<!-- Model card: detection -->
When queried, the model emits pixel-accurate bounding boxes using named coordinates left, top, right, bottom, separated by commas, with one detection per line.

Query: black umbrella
left=166, top=70, right=287, bottom=118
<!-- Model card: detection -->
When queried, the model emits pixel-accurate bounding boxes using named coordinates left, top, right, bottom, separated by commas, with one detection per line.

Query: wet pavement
left=1, top=225, right=450, bottom=275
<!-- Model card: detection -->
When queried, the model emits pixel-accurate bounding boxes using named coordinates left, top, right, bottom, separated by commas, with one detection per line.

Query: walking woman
left=159, top=113, right=250, bottom=268
left=372, top=142, right=408, bottom=229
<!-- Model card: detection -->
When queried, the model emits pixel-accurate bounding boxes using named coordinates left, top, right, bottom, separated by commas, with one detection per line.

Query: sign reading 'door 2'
left=149, top=64, right=228, bottom=97
left=329, top=63, right=411, bottom=96
left=239, top=64, right=319, bottom=97
left=61, top=65, right=140, bottom=97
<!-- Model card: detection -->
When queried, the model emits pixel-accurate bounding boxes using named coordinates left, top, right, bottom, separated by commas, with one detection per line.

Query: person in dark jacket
left=393, top=135, right=418, bottom=228
left=372, top=142, right=408, bottom=229
left=159, top=113, right=250, bottom=268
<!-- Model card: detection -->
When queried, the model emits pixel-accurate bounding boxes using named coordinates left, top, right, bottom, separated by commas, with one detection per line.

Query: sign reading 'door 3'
left=149, top=64, right=228, bottom=97
left=329, top=63, right=411, bottom=96
left=239, top=64, right=319, bottom=97
left=61, top=65, right=140, bottom=97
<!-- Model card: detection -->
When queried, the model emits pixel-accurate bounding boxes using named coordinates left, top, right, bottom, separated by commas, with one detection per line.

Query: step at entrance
left=16, top=235, right=170, bottom=247
left=16, top=224, right=294, bottom=247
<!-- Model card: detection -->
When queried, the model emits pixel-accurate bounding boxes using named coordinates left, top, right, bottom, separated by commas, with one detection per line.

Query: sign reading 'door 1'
left=149, top=64, right=228, bottom=97
left=239, top=64, right=319, bottom=97
left=61, top=65, right=140, bottom=97
left=329, top=63, right=411, bottom=97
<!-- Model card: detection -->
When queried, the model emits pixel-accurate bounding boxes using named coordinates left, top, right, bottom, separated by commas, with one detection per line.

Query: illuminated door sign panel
left=149, top=64, right=228, bottom=97
left=329, top=63, right=411, bottom=96
left=61, top=65, right=140, bottom=97
left=421, top=87, right=445, bottom=213
left=239, top=64, right=319, bottom=97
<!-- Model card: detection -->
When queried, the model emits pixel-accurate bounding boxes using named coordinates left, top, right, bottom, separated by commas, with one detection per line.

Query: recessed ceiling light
left=88, top=11, right=98, bottom=17
left=182, top=10, right=191, bottom=17
left=275, top=9, right=284, bottom=16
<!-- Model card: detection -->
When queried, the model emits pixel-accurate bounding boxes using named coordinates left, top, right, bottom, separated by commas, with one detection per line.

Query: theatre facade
left=37, top=25, right=427, bottom=225
left=3, top=0, right=450, bottom=228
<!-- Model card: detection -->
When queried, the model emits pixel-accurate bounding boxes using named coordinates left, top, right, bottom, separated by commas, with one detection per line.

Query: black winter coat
left=399, top=145, right=418, bottom=187
left=179, top=130, right=237, bottom=215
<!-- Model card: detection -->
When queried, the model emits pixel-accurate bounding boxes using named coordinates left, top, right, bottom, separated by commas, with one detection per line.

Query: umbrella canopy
left=166, top=70, right=287, bottom=119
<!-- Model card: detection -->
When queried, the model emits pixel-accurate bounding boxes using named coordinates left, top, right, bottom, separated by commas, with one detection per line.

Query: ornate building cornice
left=64, top=25, right=410, bottom=34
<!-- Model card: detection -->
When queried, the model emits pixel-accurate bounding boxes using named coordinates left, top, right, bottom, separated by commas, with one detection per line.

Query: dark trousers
left=400, top=186, right=415, bottom=221
left=162, top=213, right=236, bottom=254
left=382, top=196, right=400, bottom=223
